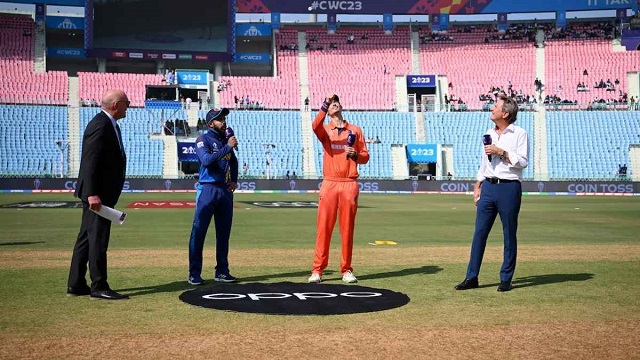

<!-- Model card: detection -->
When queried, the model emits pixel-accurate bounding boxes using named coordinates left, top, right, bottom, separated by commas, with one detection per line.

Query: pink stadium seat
left=545, top=39, right=640, bottom=107
left=306, top=28, right=411, bottom=110
left=0, top=15, right=68, bottom=105
left=419, top=32, right=536, bottom=109
left=78, top=72, right=163, bottom=107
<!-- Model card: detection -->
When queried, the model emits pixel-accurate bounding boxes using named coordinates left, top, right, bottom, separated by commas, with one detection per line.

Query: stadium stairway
left=410, top=31, right=421, bottom=73
left=299, top=31, right=310, bottom=111
left=414, top=110, right=426, bottom=143
left=391, top=144, right=409, bottom=179
left=300, top=110, right=316, bottom=177
left=33, top=19, right=45, bottom=73
left=630, top=145, right=640, bottom=181
left=161, top=136, right=179, bottom=178
left=535, top=45, right=549, bottom=180
left=534, top=108, right=549, bottom=180
left=67, top=76, right=81, bottom=177
left=187, top=102, right=199, bottom=130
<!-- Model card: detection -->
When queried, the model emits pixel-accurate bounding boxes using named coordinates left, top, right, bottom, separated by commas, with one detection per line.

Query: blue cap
left=206, top=108, right=229, bottom=123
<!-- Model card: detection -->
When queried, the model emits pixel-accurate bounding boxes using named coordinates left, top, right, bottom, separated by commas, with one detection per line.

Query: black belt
left=485, top=178, right=519, bottom=184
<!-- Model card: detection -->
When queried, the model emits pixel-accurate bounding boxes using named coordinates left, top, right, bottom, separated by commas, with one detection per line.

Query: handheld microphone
left=482, top=134, right=492, bottom=162
left=346, top=131, right=356, bottom=159
left=347, top=132, right=356, bottom=147
left=225, top=127, right=238, bottom=151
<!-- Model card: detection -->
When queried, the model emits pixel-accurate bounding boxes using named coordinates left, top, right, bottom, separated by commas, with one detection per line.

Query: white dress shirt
left=476, top=123, right=529, bottom=181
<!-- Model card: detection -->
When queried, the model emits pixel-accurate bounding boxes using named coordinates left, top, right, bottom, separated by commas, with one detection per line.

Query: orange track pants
left=312, top=179, right=359, bottom=275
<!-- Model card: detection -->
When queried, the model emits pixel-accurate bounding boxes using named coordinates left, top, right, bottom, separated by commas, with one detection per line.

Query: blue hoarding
left=271, top=12, right=281, bottom=30
left=176, top=70, right=209, bottom=86
left=47, top=47, right=86, bottom=58
left=46, top=16, right=84, bottom=30
left=406, top=144, right=438, bottom=163
left=236, top=53, right=271, bottom=63
left=236, top=23, right=271, bottom=36
left=406, top=75, right=437, bottom=88
left=178, top=142, right=198, bottom=162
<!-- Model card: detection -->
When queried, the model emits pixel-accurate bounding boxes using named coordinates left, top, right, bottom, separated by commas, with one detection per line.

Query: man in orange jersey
left=308, top=94, right=369, bottom=284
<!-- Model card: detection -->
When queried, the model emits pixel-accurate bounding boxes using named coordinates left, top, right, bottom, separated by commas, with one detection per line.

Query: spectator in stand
left=304, top=96, right=310, bottom=111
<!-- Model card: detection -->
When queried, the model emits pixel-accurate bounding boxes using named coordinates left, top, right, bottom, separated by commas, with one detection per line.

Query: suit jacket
left=75, top=111, right=126, bottom=207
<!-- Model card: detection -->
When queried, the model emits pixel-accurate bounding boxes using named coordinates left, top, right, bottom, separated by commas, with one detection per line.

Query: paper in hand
left=91, top=205, right=127, bottom=225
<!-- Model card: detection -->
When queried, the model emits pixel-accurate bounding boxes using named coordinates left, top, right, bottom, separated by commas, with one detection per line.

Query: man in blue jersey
left=188, top=108, right=239, bottom=285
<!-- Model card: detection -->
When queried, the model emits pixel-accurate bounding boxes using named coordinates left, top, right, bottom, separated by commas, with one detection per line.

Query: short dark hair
left=498, top=95, right=518, bottom=123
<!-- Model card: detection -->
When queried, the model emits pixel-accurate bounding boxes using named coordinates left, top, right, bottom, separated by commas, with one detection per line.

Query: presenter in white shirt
left=455, top=95, right=529, bottom=292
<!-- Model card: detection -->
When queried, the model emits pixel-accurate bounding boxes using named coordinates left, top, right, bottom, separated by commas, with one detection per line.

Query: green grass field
left=1, top=193, right=639, bottom=359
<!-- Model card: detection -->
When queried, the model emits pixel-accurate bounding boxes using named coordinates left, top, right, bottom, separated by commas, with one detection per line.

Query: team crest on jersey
left=196, top=141, right=204, bottom=148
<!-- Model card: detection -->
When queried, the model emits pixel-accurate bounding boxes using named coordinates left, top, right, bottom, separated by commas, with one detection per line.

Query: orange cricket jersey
left=312, top=110, right=370, bottom=180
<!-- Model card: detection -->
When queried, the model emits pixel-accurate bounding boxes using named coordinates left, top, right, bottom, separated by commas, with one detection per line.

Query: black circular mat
left=179, top=282, right=410, bottom=315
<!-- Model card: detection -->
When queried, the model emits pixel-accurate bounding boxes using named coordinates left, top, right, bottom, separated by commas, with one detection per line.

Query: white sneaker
left=342, top=270, right=358, bottom=283
left=308, top=272, right=322, bottom=283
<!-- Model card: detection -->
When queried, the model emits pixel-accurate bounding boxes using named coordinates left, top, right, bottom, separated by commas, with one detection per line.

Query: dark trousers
left=189, top=184, right=233, bottom=277
left=465, top=181, right=522, bottom=282
left=68, top=204, right=112, bottom=291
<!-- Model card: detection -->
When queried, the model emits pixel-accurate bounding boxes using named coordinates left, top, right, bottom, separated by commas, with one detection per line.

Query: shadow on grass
left=478, top=273, right=595, bottom=289
left=0, top=241, right=45, bottom=246
left=118, top=266, right=443, bottom=297
left=118, top=270, right=336, bottom=297
left=324, top=265, right=443, bottom=282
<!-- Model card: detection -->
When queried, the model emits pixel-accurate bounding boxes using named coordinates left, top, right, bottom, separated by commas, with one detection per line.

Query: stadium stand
left=313, top=111, right=416, bottom=178
left=216, top=29, right=300, bottom=110
left=424, top=112, right=535, bottom=179
left=79, top=108, right=164, bottom=176
left=419, top=30, right=536, bottom=111
left=0, top=14, right=68, bottom=105
left=306, top=28, right=412, bottom=110
left=545, top=39, right=640, bottom=109
left=0, top=105, right=68, bottom=176
left=546, top=111, right=640, bottom=179
left=199, top=110, right=303, bottom=178
left=0, top=17, right=638, bottom=180
left=78, top=72, right=164, bottom=108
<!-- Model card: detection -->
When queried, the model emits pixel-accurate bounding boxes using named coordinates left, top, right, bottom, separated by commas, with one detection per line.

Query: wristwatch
left=500, top=150, right=506, bottom=160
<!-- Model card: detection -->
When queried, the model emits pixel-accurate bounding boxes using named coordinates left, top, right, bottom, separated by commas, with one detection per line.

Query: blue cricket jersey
left=195, top=128, right=238, bottom=185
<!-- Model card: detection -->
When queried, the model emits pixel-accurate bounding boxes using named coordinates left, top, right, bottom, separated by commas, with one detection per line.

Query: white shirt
left=476, top=123, right=529, bottom=182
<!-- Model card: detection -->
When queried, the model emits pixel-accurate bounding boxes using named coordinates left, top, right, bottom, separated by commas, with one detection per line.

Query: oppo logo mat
left=179, top=282, right=410, bottom=315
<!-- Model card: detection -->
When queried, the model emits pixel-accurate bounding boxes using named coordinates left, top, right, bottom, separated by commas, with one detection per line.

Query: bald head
left=101, top=89, right=129, bottom=120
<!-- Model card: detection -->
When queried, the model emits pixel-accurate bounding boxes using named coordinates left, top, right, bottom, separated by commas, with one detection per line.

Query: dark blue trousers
left=189, top=183, right=233, bottom=278
left=465, top=181, right=522, bottom=282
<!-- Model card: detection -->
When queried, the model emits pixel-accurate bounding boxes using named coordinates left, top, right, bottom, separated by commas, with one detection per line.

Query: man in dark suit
left=67, top=89, right=130, bottom=300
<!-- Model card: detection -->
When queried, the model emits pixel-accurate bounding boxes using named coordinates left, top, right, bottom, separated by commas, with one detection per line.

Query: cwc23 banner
left=237, top=0, right=636, bottom=14
left=2, top=178, right=639, bottom=194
